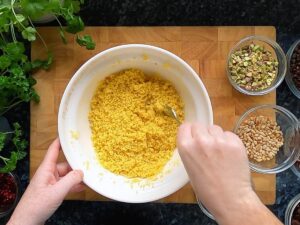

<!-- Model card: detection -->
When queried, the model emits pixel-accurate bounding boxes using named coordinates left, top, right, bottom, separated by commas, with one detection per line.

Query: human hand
left=8, top=138, right=84, bottom=225
left=177, top=123, right=263, bottom=225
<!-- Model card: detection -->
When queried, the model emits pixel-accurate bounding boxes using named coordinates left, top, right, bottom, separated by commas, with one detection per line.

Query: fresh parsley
left=76, top=34, right=95, bottom=50
left=0, top=123, right=27, bottom=173
left=0, top=0, right=94, bottom=173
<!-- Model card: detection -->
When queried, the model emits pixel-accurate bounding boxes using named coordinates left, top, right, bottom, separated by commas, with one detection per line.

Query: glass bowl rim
left=285, top=193, right=300, bottom=225
left=285, top=38, right=300, bottom=99
left=226, top=35, right=287, bottom=96
left=233, top=104, right=300, bottom=174
left=291, top=161, right=300, bottom=179
left=0, top=172, right=20, bottom=218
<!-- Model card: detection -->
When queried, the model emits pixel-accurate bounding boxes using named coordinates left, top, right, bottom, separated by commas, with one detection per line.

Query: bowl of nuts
left=227, top=35, right=287, bottom=95
left=234, top=104, right=300, bottom=174
left=286, top=39, right=300, bottom=99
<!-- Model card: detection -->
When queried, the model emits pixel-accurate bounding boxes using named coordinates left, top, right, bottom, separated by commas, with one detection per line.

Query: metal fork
left=164, top=105, right=181, bottom=125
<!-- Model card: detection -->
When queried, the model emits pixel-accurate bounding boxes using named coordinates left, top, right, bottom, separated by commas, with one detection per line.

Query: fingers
left=70, top=183, right=86, bottom=193
left=177, top=123, right=193, bottom=149
left=42, top=138, right=61, bottom=167
left=191, top=123, right=209, bottom=139
left=54, top=170, right=84, bottom=199
left=224, top=131, right=248, bottom=156
left=224, top=131, right=244, bottom=146
left=208, top=125, right=224, bottom=137
left=57, top=162, right=72, bottom=177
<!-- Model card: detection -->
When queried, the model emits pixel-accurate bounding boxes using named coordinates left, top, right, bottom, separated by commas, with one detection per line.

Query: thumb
left=54, top=170, right=84, bottom=199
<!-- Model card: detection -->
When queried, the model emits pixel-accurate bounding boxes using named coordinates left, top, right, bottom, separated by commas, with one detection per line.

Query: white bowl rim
left=58, top=44, right=213, bottom=202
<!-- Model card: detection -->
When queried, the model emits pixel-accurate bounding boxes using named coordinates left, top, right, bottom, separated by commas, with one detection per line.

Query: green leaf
left=20, top=0, right=47, bottom=19
left=16, top=150, right=27, bottom=160
left=59, top=29, right=67, bottom=44
left=0, top=151, right=18, bottom=173
left=13, top=14, right=26, bottom=24
left=0, top=16, right=10, bottom=32
left=47, top=52, right=53, bottom=65
left=71, top=0, right=81, bottom=13
left=9, top=65, right=24, bottom=78
left=4, top=42, right=25, bottom=59
left=31, top=91, right=40, bottom=103
left=76, top=35, right=95, bottom=50
left=0, top=133, right=6, bottom=152
left=31, top=59, right=44, bottom=69
left=0, top=3, right=11, bottom=12
left=28, top=76, right=37, bottom=86
left=23, top=61, right=33, bottom=72
left=47, top=0, right=61, bottom=11
left=0, top=6, right=11, bottom=32
left=65, top=16, right=84, bottom=34
left=0, top=55, right=11, bottom=70
left=13, top=123, right=21, bottom=135
left=31, top=52, right=53, bottom=70
left=21, top=26, right=37, bottom=41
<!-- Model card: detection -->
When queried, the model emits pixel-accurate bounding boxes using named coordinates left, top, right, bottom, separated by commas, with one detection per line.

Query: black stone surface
left=1, top=0, right=300, bottom=224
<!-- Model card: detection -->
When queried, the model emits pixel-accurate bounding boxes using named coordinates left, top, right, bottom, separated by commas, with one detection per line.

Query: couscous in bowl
left=58, top=44, right=213, bottom=203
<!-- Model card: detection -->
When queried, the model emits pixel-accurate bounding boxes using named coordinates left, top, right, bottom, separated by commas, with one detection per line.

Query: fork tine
left=164, top=105, right=181, bottom=125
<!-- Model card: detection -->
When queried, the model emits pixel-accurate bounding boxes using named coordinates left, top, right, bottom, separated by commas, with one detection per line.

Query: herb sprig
left=0, top=123, right=27, bottom=173
left=0, top=0, right=94, bottom=173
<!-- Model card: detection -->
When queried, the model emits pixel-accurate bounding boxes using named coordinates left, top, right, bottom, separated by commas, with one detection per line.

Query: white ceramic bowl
left=58, top=44, right=213, bottom=203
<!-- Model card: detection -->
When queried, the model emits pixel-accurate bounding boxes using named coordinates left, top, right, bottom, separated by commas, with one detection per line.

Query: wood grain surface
left=31, top=26, right=276, bottom=204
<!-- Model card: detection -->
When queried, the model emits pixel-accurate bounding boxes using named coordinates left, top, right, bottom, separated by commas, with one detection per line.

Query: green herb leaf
left=31, top=52, right=53, bottom=70
left=71, top=0, right=81, bottom=13
left=0, top=133, right=6, bottom=152
left=31, top=91, right=40, bottom=102
left=65, top=16, right=84, bottom=34
left=76, top=35, right=95, bottom=50
left=0, top=55, right=11, bottom=70
left=48, top=0, right=61, bottom=12
left=4, top=42, right=25, bottom=59
left=59, top=29, right=67, bottom=44
left=0, top=151, right=18, bottom=173
left=21, top=26, right=37, bottom=41
left=13, top=14, right=26, bottom=24
left=0, top=123, right=27, bottom=173
left=20, top=0, right=47, bottom=19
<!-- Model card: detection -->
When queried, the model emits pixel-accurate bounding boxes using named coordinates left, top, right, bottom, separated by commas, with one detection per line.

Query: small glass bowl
left=291, top=160, right=300, bottom=179
left=233, top=104, right=300, bottom=174
left=227, top=35, right=287, bottom=95
left=285, top=193, right=300, bottom=225
left=0, top=173, right=20, bottom=218
left=286, top=39, right=300, bottom=99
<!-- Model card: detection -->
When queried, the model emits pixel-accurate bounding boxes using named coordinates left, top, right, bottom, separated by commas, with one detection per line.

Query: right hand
left=177, top=123, right=263, bottom=224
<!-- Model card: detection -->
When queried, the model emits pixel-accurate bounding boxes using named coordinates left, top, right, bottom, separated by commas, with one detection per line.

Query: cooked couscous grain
left=89, top=69, right=184, bottom=179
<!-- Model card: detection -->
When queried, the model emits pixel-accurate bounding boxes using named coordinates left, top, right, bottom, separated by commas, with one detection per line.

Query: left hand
left=8, top=138, right=84, bottom=225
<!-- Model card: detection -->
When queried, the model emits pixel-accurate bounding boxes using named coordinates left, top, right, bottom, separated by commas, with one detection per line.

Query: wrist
left=7, top=217, right=44, bottom=225
left=215, top=190, right=264, bottom=225
left=7, top=207, right=44, bottom=225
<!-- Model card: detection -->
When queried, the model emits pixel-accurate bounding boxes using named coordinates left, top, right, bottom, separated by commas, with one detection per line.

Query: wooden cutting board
left=30, top=26, right=276, bottom=204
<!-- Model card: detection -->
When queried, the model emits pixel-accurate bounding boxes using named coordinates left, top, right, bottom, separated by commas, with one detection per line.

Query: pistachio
left=229, top=42, right=279, bottom=91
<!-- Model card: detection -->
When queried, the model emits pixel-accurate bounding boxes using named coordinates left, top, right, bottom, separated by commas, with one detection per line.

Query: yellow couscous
left=89, top=69, right=184, bottom=179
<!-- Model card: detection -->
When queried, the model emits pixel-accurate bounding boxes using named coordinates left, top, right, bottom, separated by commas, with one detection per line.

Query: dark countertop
left=1, top=0, right=300, bottom=224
